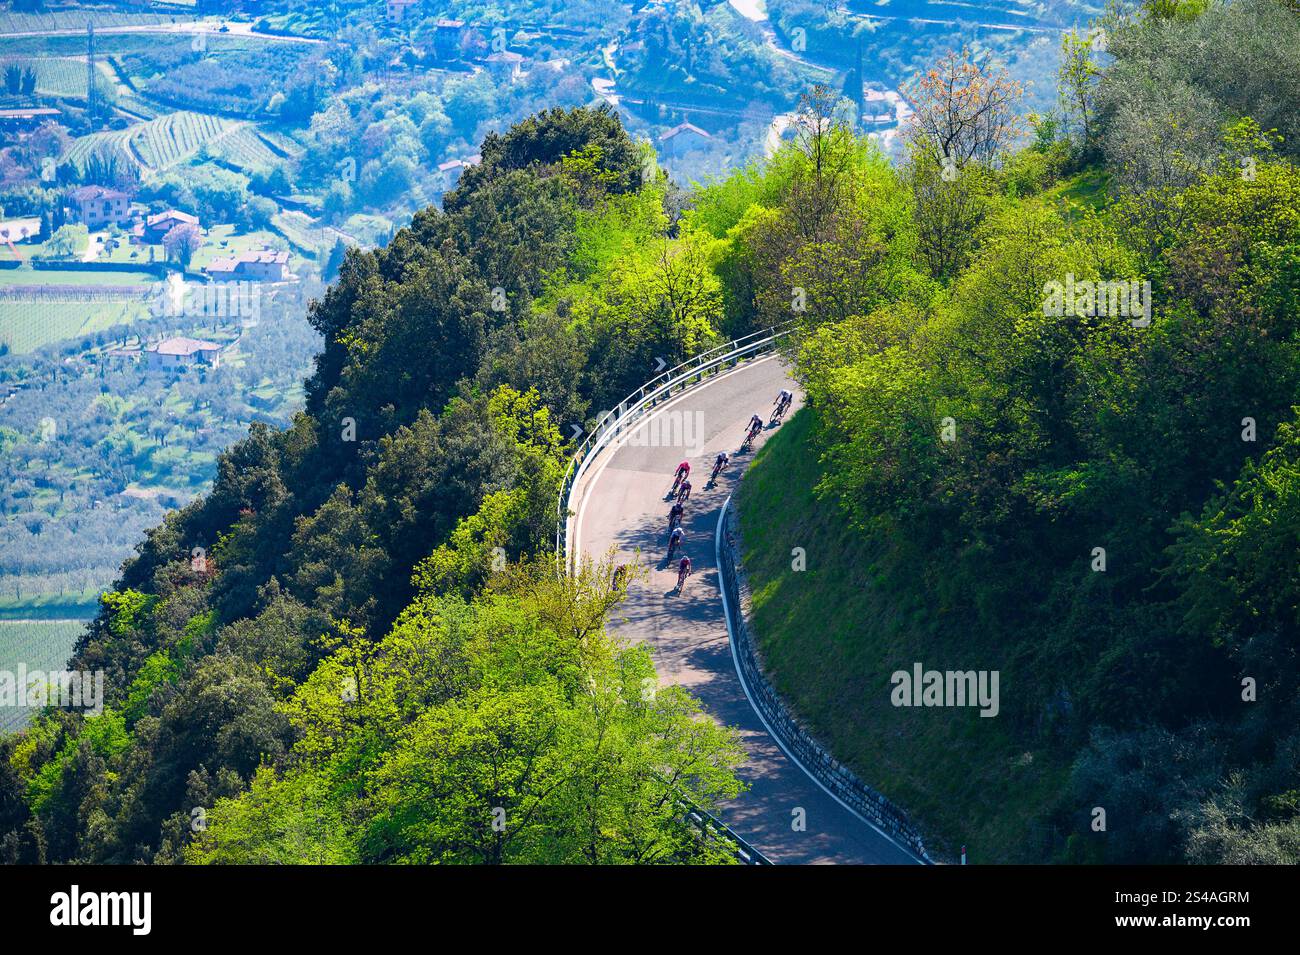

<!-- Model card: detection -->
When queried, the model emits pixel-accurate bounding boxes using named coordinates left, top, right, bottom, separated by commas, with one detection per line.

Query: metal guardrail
left=717, top=498, right=934, bottom=865
left=555, top=323, right=794, bottom=573
left=681, top=801, right=772, bottom=866
left=553, top=324, right=793, bottom=866
left=554, top=323, right=931, bottom=864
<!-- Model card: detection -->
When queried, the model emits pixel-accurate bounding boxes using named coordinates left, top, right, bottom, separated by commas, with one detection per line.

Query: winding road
left=570, top=354, right=919, bottom=864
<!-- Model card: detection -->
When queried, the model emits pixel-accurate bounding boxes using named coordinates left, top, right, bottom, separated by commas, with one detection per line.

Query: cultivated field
left=0, top=9, right=175, bottom=35
left=63, top=110, right=239, bottom=176
left=208, top=125, right=282, bottom=173
left=0, top=619, right=89, bottom=734
left=0, top=299, right=148, bottom=354
left=0, top=55, right=111, bottom=98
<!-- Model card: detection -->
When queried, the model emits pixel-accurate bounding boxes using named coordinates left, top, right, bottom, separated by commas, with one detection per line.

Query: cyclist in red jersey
left=676, top=555, right=693, bottom=592
left=670, top=459, right=691, bottom=496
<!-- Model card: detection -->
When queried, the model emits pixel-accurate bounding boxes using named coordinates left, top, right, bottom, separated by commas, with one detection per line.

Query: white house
left=146, top=336, right=222, bottom=370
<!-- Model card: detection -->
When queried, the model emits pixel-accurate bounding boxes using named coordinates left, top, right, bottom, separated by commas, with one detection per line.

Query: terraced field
left=133, top=111, right=234, bottom=168
left=209, top=125, right=282, bottom=173
left=61, top=125, right=135, bottom=172
left=63, top=111, right=239, bottom=176
left=271, top=211, right=330, bottom=258
left=254, top=128, right=304, bottom=159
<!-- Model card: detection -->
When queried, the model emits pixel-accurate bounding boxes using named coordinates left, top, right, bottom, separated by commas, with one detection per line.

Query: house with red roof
left=142, top=209, right=200, bottom=244
left=204, top=248, right=292, bottom=282
left=145, top=336, right=223, bottom=371
left=66, top=185, right=133, bottom=229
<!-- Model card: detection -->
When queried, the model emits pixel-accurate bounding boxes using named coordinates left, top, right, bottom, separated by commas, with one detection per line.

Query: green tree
left=38, top=223, right=88, bottom=260
left=1057, top=30, right=1101, bottom=154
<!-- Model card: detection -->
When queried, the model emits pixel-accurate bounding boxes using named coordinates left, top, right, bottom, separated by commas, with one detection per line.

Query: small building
left=437, top=153, right=481, bottom=190
left=862, top=87, right=908, bottom=126
left=484, top=50, right=526, bottom=82
left=143, top=209, right=200, bottom=244
left=204, top=248, right=291, bottom=282
left=66, top=185, right=133, bottom=229
left=386, top=0, right=420, bottom=23
left=146, top=336, right=222, bottom=370
left=433, top=18, right=465, bottom=58
left=658, top=122, right=712, bottom=159
left=0, top=107, right=61, bottom=135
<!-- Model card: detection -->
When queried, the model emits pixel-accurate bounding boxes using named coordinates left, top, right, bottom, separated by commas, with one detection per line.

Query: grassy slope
left=736, top=409, right=1068, bottom=863
left=0, top=300, right=147, bottom=354
left=0, top=594, right=100, bottom=620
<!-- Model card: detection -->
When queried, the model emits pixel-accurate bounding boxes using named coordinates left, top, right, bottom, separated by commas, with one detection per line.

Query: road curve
left=571, top=354, right=919, bottom=864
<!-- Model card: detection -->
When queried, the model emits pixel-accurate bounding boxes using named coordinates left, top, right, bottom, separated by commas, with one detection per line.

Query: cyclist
left=676, top=477, right=692, bottom=504
left=613, top=563, right=629, bottom=589
left=667, top=525, right=684, bottom=559
left=772, top=389, right=793, bottom=424
left=668, top=500, right=684, bottom=531
left=676, top=555, right=693, bottom=592
left=741, top=414, right=763, bottom=451
left=670, top=459, right=691, bottom=495
left=710, top=450, right=730, bottom=484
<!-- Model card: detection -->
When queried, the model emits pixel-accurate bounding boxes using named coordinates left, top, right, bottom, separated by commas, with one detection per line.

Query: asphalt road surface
left=570, top=353, right=919, bottom=864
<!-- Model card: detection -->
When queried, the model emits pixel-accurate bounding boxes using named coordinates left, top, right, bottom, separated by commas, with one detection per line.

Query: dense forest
left=734, top=0, right=1300, bottom=863
left=3, top=0, right=1298, bottom=865
left=0, top=104, right=750, bottom=864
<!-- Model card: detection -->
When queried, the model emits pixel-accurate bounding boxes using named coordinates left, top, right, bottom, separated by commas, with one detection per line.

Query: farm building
left=142, top=210, right=200, bottom=244
left=145, top=337, right=222, bottom=370
left=66, top=186, right=134, bottom=229
left=204, top=249, right=291, bottom=282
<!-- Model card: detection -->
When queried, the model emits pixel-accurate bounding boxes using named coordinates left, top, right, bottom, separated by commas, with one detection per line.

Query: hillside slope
left=737, top=409, right=1068, bottom=862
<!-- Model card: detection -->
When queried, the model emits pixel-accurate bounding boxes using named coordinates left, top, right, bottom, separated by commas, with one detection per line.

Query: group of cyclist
left=662, top=389, right=794, bottom=592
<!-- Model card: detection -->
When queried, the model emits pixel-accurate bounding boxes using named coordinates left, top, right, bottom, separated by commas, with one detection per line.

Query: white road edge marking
left=715, top=500, right=927, bottom=866
left=570, top=352, right=928, bottom=864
